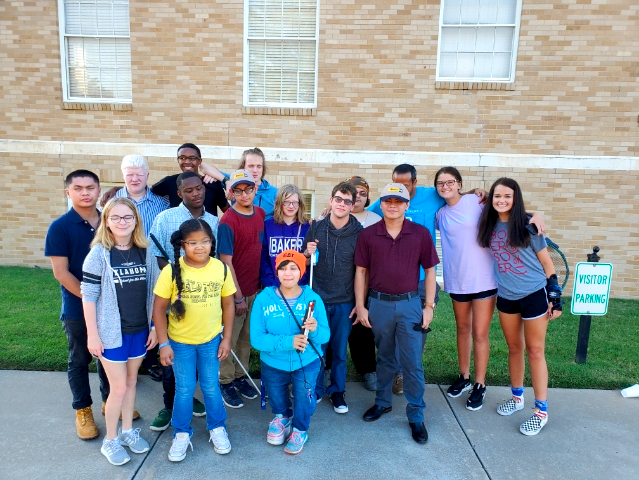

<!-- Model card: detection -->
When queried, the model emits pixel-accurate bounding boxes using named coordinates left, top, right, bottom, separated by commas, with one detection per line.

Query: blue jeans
left=170, top=334, right=226, bottom=436
left=370, top=295, right=427, bottom=423
left=315, top=301, right=353, bottom=398
left=261, top=359, right=321, bottom=432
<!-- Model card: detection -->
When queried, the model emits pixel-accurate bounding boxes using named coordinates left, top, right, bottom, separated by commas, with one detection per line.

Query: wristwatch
left=424, top=302, right=436, bottom=310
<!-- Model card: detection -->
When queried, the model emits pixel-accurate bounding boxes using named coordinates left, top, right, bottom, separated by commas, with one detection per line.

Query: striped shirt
left=149, top=203, right=220, bottom=262
left=115, top=187, right=169, bottom=237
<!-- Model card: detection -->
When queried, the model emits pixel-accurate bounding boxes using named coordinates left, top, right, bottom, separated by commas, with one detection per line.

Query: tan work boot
left=101, top=401, right=141, bottom=420
left=76, top=406, right=99, bottom=440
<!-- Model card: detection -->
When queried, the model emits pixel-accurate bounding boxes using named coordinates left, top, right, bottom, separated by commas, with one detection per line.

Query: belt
left=368, top=289, right=419, bottom=302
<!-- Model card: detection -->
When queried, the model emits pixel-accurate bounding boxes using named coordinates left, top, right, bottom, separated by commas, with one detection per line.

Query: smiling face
left=281, top=193, right=300, bottom=219
left=380, top=197, right=409, bottom=220
left=330, top=191, right=354, bottom=219
left=182, top=229, right=212, bottom=265
left=435, top=172, right=461, bottom=201
left=277, top=261, right=301, bottom=289
left=177, top=147, right=202, bottom=173
left=123, top=166, right=149, bottom=196
left=177, top=176, right=205, bottom=210
left=66, top=176, right=101, bottom=209
left=106, top=203, right=137, bottom=239
left=492, top=184, right=514, bottom=217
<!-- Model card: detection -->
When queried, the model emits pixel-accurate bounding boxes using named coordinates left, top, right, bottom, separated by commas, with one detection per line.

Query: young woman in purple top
left=435, top=167, right=498, bottom=411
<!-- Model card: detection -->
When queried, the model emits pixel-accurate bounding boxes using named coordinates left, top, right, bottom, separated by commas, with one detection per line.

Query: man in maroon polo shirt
left=354, top=183, right=439, bottom=444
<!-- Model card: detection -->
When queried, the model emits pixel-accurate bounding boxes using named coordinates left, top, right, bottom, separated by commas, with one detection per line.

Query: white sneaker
left=520, top=410, right=548, bottom=436
left=497, top=396, right=524, bottom=416
left=168, top=432, right=193, bottom=462
left=209, top=426, right=231, bottom=454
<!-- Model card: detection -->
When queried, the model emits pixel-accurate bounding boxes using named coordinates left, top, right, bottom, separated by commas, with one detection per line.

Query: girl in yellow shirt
left=153, top=219, right=236, bottom=462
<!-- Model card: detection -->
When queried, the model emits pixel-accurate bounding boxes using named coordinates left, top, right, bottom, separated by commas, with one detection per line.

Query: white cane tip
left=621, top=384, right=639, bottom=398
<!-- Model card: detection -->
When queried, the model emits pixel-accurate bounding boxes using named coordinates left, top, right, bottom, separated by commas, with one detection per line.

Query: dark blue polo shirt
left=44, top=208, right=99, bottom=321
left=354, top=218, right=439, bottom=295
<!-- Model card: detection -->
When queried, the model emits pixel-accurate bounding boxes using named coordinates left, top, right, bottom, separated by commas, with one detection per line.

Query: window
left=301, top=190, right=315, bottom=217
left=244, top=0, right=319, bottom=108
left=58, top=0, right=132, bottom=103
left=436, top=0, right=521, bottom=82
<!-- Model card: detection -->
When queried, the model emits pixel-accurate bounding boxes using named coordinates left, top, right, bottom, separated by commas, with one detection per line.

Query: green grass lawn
left=1, top=266, right=637, bottom=389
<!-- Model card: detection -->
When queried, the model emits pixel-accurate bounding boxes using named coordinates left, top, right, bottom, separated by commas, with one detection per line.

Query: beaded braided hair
left=169, top=218, right=217, bottom=321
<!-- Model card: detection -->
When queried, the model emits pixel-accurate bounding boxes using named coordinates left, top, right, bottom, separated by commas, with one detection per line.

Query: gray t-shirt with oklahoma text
left=489, top=222, right=547, bottom=300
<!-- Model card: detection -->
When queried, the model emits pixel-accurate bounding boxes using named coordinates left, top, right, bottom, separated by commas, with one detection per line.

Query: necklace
left=117, top=247, right=132, bottom=264
left=115, top=242, right=132, bottom=248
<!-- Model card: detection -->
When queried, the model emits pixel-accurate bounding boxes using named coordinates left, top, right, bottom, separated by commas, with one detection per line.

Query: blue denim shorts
left=102, top=329, right=148, bottom=363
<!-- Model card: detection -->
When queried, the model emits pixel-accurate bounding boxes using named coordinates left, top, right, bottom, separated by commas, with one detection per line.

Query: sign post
left=571, top=247, right=613, bottom=363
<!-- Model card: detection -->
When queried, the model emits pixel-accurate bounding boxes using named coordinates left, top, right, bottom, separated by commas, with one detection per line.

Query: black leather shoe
left=410, top=422, right=428, bottom=444
left=363, top=404, right=392, bottom=422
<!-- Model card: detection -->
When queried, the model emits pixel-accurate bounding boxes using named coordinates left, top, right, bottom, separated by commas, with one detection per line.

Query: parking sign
left=571, top=262, right=613, bottom=315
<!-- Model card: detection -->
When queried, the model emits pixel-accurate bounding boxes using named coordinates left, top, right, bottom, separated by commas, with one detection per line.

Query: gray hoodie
left=81, top=244, right=155, bottom=349
left=302, top=214, right=363, bottom=304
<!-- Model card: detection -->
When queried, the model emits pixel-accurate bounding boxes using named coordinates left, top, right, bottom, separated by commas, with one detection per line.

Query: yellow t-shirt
left=154, top=257, right=236, bottom=345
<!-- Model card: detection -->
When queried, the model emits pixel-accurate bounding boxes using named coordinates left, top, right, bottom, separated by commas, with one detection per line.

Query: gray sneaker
left=364, top=372, right=377, bottom=391
left=119, top=427, right=150, bottom=454
left=101, top=437, right=130, bottom=466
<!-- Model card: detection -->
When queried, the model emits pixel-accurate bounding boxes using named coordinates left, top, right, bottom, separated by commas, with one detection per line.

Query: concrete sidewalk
left=0, top=370, right=637, bottom=479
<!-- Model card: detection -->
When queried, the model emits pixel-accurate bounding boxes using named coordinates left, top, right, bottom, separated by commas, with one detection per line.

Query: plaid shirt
left=149, top=203, right=220, bottom=262
left=115, top=187, right=169, bottom=237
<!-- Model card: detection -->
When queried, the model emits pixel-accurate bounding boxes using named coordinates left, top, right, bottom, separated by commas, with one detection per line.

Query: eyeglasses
left=435, top=180, right=458, bottom=188
left=178, top=155, right=201, bottom=162
left=332, top=196, right=353, bottom=206
left=283, top=201, right=299, bottom=207
left=232, top=186, right=255, bottom=196
left=108, top=215, right=135, bottom=223
left=183, top=239, right=213, bottom=248
left=356, top=191, right=368, bottom=198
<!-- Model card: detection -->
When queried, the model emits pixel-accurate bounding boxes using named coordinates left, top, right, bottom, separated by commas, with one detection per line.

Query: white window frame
left=57, top=0, right=132, bottom=104
left=436, top=0, right=522, bottom=83
left=243, top=0, right=320, bottom=109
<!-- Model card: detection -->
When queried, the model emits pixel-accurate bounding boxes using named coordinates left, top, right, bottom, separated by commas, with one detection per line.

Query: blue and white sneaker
left=267, top=414, right=292, bottom=445
left=284, top=428, right=308, bottom=455
left=101, top=437, right=130, bottom=466
left=118, top=427, right=150, bottom=453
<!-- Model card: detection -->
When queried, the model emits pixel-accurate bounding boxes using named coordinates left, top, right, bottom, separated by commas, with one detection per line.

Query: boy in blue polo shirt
left=45, top=170, right=111, bottom=440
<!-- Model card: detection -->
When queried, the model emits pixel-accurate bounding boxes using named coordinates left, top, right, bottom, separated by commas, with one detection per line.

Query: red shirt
left=354, top=219, right=439, bottom=295
left=218, top=207, right=266, bottom=297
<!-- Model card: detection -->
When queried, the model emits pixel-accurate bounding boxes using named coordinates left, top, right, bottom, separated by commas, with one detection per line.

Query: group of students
left=45, top=146, right=563, bottom=466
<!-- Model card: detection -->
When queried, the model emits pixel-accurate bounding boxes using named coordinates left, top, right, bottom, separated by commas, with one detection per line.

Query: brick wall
left=0, top=1, right=637, bottom=155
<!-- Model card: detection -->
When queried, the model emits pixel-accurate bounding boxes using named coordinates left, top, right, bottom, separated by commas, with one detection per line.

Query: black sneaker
left=221, top=382, right=244, bottom=408
left=233, top=377, right=258, bottom=400
left=330, top=392, right=348, bottom=414
left=446, top=374, right=472, bottom=398
left=466, top=383, right=486, bottom=411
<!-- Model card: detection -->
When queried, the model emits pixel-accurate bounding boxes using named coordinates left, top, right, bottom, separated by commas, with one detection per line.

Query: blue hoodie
left=260, top=218, right=310, bottom=287
left=254, top=179, right=278, bottom=220
left=250, top=286, right=330, bottom=372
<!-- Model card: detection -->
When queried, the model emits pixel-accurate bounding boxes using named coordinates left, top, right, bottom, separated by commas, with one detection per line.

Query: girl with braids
left=250, top=250, right=329, bottom=455
left=477, top=178, right=562, bottom=436
left=81, top=197, right=156, bottom=466
left=152, top=219, right=236, bottom=462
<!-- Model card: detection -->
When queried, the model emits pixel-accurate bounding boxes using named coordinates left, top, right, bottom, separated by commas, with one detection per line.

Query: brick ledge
left=62, top=103, right=132, bottom=111
left=435, top=82, right=515, bottom=91
left=242, top=107, right=316, bottom=116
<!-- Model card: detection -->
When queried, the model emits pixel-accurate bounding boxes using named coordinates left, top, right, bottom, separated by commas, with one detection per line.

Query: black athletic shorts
left=496, top=287, right=549, bottom=320
left=449, top=288, right=498, bottom=303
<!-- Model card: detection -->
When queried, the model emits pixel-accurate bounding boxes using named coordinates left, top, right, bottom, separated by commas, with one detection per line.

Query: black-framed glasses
left=178, top=155, right=201, bottom=162
left=435, top=180, right=457, bottom=188
left=332, top=196, right=353, bottom=206
left=232, top=186, right=255, bottom=196
left=108, top=215, right=135, bottom=223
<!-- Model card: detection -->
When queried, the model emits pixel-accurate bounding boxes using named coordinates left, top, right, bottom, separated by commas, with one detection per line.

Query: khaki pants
left=219, top=293, right=255, bottom=385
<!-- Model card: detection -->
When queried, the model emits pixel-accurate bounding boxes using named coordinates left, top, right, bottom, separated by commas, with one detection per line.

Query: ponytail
left=169, top=230, right=186, bottom=321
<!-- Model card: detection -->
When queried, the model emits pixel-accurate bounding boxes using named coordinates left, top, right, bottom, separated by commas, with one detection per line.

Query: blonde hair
left=239, top=147, right=266, bottom=179
left=91, top=197, right=149, bottom=250
left=273, top=184, right=308, bottom=225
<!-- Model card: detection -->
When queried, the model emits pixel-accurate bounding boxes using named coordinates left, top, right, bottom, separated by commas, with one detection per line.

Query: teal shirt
left=250, top=286, right=330, bottom=372
left=369, top=186, right=445, bottom=280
